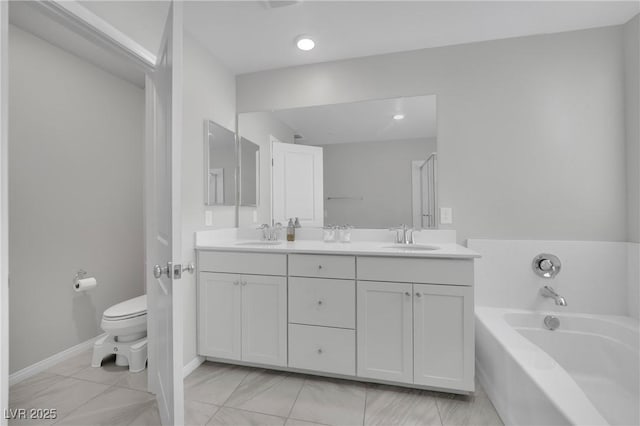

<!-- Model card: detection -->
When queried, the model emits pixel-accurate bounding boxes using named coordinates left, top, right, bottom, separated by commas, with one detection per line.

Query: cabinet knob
left=405, top=292, right=411, bottom=297
left=415, top=292, right=422, bottom=297
left=233, top=281, right=239, bottom=286
left=241, top=281, right=247, bottom=286
left=318, top=265, right=323, bottom=270
left=317, top=300, right=323, bottom=305
left=317, top=348, right=323, bottom=354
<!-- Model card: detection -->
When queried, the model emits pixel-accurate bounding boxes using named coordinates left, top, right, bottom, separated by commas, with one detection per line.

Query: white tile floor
left=10, top=352, right=504, bottom=426
left=183, top=362, right=504, bottom=426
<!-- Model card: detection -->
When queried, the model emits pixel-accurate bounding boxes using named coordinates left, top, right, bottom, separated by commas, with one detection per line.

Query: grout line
left=215, top=406, right=287, bottom=422
left=361, top=382, right=369, bottom=426
left=217, top=365, right=252, bottom=407
left=434, top=393, right=445, bottom=426
left=285, top=375, right=306, bottom=418
left=50, top=383, right=117, bottom=425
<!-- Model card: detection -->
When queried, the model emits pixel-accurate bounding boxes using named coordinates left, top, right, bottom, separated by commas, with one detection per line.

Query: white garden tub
left=476, top=307, right=639, bottom=426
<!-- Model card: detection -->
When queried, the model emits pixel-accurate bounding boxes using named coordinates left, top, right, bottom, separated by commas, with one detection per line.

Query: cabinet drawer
left=289, top=278, right=355, bottom=329
left=288, top=324, right=355, bottom=375
left=198, top=251, right=287, bottom=276
left=357, top=257, right=473, bottom=286
left=288, top=254, right=355, bottom=279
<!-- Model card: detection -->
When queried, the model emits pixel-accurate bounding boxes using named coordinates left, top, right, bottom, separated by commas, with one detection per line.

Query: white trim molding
left=183, top=356, right=205, bottom=379
left=8, top=334, right=106, bottom=386
left=38, top=0, right=157, bottom=70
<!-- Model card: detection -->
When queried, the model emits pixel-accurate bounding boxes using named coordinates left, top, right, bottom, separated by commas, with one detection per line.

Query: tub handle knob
left=532, top=253, right=561, bottom=279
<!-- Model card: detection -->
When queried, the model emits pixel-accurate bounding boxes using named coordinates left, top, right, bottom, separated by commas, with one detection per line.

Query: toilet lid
left=103, top=295, right=147, bottom=320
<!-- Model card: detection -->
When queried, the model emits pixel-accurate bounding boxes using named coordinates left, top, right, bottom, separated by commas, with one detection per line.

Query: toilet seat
left=103, top=295, right=146, bottom=320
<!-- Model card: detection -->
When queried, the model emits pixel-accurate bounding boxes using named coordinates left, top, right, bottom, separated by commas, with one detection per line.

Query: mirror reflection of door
left=209, top=168, right=224, bottom=204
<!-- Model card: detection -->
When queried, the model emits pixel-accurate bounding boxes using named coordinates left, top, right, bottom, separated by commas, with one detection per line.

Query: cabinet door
left=241, top=275, right=287, bottom=366
left=198, top=272, right=242, bottom=360
left=357, top=281, right=413, bottom=383
left=413, top=284, right=474, bottom=391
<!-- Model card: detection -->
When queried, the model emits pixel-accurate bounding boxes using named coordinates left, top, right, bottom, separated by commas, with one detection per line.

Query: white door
left=357, top=281, right=413, bottom=383
left=198, top=273, right=242, bottom=360
left=241, top=275, right=287, bottom=366
left=413, top=284, right=474, bottom=391
left=145, top=2, right=184, bottom=425
left=271, top=142, right=323, bottom=227
left=0, top=2, right=8, bottom=423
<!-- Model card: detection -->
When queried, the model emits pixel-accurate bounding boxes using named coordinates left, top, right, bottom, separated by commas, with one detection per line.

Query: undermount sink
left=235, top=241, right=283, bottom=246
left=381, top=244, right=440, bottom=251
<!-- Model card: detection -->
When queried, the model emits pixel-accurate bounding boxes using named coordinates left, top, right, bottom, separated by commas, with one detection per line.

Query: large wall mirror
left=237, top=94, right=438, bottom=229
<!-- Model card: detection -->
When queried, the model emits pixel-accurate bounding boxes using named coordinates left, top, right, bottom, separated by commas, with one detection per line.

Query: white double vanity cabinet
left=196, top=235, right=479, bottom=394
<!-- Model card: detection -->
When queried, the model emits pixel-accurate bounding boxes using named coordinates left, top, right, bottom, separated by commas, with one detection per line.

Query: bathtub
left=476, top=307, right=639, bottom=426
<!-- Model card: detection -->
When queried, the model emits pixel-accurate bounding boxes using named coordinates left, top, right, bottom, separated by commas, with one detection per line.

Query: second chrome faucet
left=389, top=224, right=414, bottom=244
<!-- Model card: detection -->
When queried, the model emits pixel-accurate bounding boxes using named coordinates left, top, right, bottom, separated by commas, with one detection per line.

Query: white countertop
left=195, top=239, right=480, bottom=259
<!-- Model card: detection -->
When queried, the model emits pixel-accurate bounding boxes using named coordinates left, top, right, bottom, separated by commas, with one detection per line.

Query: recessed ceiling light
left=393, top=114, right=405, bottom=120
left=295, top=35, right=315, bottom=51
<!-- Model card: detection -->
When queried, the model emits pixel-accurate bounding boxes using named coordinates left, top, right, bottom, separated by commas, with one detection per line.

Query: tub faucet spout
left=540, top=285, right=567, bottom=306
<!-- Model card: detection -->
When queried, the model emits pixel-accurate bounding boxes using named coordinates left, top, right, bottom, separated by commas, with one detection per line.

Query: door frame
left=0, top=1, right=177, bottom=423
left=1, top=1, right=9, bottom=423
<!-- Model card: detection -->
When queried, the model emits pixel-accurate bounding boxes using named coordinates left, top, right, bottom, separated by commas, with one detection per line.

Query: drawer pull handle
left=317, top=348, right=323, bottom=354
left=241, top=281, right=247, bottom=286
left=317, top=300, right=323, bottom=306
left=233, top=281, right=239, bottom=286
left=318, top=265, right=323, bottom=270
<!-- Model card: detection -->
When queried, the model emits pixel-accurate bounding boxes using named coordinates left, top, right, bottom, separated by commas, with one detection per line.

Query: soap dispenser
left=294, top=217, right=301, bottom=228
left=287, top=218, right=295, bottom=242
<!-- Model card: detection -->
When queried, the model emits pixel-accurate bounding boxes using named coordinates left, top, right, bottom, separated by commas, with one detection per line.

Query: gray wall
left=9, top=26, right=144, bottom=372
left=322, top=138, right=436, bottom=228
left=181, top=33, right=237, bottom=366
left=238, top=25, right=633, bottom=243
left=624, top=15, right=639, bottom=243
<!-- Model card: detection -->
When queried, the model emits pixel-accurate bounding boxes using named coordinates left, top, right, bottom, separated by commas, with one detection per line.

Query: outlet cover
left=440, top=207, right=453, bottom=225
left=205, top=210, right=213, bottom=226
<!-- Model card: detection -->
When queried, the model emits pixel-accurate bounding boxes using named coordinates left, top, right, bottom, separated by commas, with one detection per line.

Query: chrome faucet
left=257, top=223, right=282, bottom=241
left=389, top=224, right=414, bottom=244
left=540, top=286, right=567, bottom=306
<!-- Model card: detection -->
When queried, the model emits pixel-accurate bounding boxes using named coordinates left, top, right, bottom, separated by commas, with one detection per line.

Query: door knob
left=153, top=264, right=170, bottom=279
left=182, top=262, right=195, bottom=274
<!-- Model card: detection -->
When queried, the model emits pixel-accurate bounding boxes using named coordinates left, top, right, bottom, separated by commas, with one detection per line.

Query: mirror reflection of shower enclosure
left=412, top=153, right=437, bottom=229
left=420, top=153, right=437, bottom=228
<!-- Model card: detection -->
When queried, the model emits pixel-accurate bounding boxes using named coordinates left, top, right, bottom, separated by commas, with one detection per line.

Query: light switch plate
left=440, top=207, right=453, bottom=224
left=205, top=210, right=213, bottom=226
left=253, top=210, right=258, bottom=223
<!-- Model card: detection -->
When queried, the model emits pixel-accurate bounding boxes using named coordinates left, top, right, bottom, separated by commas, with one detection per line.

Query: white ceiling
left=185, top=1, right=639, bottom=74
left=272, top=95, right=437, bottom=145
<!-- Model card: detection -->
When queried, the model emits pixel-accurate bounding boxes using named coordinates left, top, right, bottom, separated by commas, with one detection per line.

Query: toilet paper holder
left=73, top=269, right=87, bottom=289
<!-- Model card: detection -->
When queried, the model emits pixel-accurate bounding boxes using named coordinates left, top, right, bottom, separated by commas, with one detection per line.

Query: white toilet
left=92, top=295, right=148, bottom=372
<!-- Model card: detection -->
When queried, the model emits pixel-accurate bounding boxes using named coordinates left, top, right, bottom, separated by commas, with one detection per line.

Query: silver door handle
left=182, top=262, right=195, bottom=274
left=153, top=263, right=170, bottom=279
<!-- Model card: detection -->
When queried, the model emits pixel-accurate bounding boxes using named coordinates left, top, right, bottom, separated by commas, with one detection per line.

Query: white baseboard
left=9, top=333, right=106, bottom=386
left=183, top=355, right=204, bottom=378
